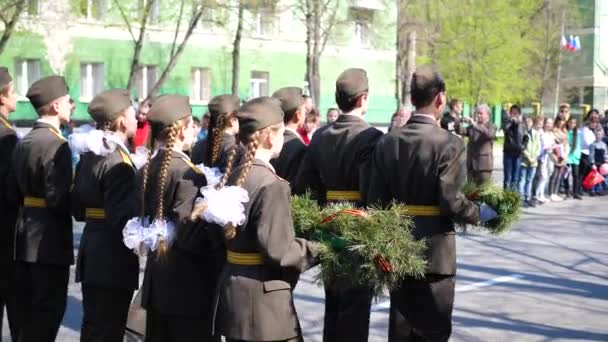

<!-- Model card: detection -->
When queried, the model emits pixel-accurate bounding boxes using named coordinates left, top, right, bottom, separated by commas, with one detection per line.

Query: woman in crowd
left=211, top=97, right=320, bottom=342
left=565, top=117, right=582, bottom=199
left=298, top=110, right=320, bottom=145
left=536, top=117, right=555, bottom=203
left=579, top=110, right=602, bottom=193
left=548, top=117, right=569, bottom=201
left=138, top=95, right=220, bottom=341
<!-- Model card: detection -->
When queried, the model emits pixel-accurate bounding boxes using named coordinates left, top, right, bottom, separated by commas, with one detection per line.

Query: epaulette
left=180, top=157, right=203, bottom=175
left=118, top=149, right=134, bottom=168
left=275, top=174, right=290, bottom=185
left=48, top=127, right=67, bottom=142
left=0, top=116, right=12, bottom=130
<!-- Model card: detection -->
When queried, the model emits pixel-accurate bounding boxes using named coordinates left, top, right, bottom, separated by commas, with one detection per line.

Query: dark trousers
left=468, top=170, right=492, bottom=186
left=579, top=155, right=592, bottom=192
left=549, top=165, right=565, bottom=195
left=564, top=164, right=581, bottom=196
left=503, top=154, right=522, bottom=190
left=145, top=309, right=220, bottom=342
left=322, top=285, right=373, bottom=342
left=15, top=261, right=69, bottom=342
left=81, top=285, right=134, bottom=342
left=1, top=259, right=18, bottom=342
left=388, top=275, right=455, bottom=342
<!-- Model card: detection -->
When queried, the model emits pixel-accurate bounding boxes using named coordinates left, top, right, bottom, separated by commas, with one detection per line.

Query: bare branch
left=170, top=0, right=186, bottom=58
left=113, top=0, right=137, bottom=42
left=0, top=0, right=25, bottom=55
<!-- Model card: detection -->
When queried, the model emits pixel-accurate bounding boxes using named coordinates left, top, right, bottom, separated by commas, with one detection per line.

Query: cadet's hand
left=479, top=202, right=499, bottom=223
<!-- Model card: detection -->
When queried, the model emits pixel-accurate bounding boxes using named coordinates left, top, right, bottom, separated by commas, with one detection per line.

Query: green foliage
left=463, top=182, right=522, bottom=234
left=291, top=195, right=427, bottom=296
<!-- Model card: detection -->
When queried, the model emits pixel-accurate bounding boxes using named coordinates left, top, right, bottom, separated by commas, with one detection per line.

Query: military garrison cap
left=147, top=94, right=192, bottom=126
left=208, top=94, right=240, bottom=123
left=272, top=87, right=304, bottom=113
left=335, top=68, right=368, bottom=99
left=238, top=97, right=284, bottom=137
left=88, top=89, right=133, bottom=123
left=0, top=67, right=11, bottom=89
left=26, top=76, right=69, bottom=109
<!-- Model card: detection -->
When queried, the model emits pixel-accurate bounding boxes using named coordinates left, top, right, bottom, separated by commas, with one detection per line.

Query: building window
left=80, top=63, right=105, bottom=101
left=199, top=8, right=215, bottom=31
left=135, top=65, right=158, bottom=100
left=27, top=0, right=41, bottom=16
left=354, top=21, right=370, bottom=46
left=191, top=68, right=211, bottom=103
left=138, top=0, right=160, bottom=24
left=249, top=71, right=269, bottom=98
left=14, top=59, right=41, bottom=96
left=252, top=9, right=275, bottom=37
left=79, top=0, right=107, bottom=20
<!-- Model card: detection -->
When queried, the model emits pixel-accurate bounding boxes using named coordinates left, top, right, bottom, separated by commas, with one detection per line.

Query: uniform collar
left=253, top=158, right=276, bottom=173
left=337, top=113, right=365, bottom=124
left=409, top=114, right=439, bottom=126
left=104, top=132, right=130, bottom=156
left=34, top=120, right=61, bottom=134
left=285, top=127, right=302, bottom=141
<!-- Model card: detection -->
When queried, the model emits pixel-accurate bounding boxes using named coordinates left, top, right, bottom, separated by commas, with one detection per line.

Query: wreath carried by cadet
left=291, top=194, right=427, bottom=296
left=463, top=182, right=521, bottom=235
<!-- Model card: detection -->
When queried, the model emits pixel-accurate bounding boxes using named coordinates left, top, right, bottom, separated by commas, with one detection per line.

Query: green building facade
left=0, top=0, right=399, bottom=125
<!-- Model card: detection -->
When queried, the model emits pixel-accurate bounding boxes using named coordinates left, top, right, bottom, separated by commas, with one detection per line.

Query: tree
left=231, top=2, right=244, bottom=96
left=0, top=0, right=26, bottom=55
left=296, top=0, right=339, bottom=107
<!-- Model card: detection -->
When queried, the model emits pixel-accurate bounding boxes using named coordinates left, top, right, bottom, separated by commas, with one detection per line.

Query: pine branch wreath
left=463, top=182, right=522, bottom=234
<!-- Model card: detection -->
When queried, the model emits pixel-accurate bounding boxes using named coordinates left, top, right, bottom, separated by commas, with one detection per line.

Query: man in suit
left=9, top=76, right=74, bottom=342
left=271, top=87, right=307, bottom=188
left=0, top=67, right=19, bottom=342
left=367, top=66, right=497, bottom=342
left=465, top=104, right=497, bottom=185
left=295, top=68, right=383, bottom=342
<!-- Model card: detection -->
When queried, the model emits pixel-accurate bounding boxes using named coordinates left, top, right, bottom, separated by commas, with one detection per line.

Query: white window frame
left=80, top=62, right=104, bottom=102
left=191, top=67, right=211, bottom=104
left=135, top=65, right=158, bottom=101
left=354, top=21, right=370, bottom=47
left=252, top=9, right=275, bottom=38
left=249, top=71, right=269, bottom=99
left=14, top=59, right=41, bottom=101
left=26, top=0, right=41, bottom=16
left=82, top=0, right=106, bottom=20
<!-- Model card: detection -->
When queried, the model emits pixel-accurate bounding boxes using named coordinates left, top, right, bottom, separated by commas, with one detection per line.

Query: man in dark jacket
left=368, top=66, right=497, bottom=342
left=466, top=104, right=497, bottom=185
left=503, top=105, right=527, bottom=190
left=440, top=98, right=468, bottom=136
left=9, top=76, right=74, bottom=342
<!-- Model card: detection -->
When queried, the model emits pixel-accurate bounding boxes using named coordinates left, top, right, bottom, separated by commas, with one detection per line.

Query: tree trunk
left=310, top=0, right=321, bottom=107
left=145, top=8, right=204, bottom=101
left=127, top=0, right=155, bottom=93
left=231, top=3, right=244, bottom=96
left=402, top=30, right=416, bottom=104
left=304, top=0, right=314, bottom=102
left=0, top=0, right=26, bottom=56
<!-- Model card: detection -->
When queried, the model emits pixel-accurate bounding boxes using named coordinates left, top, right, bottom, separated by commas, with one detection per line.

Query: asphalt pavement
left=3, top=148, right=608, bottom=342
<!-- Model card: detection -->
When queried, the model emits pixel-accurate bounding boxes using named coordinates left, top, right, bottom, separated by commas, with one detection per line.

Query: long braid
left=140, top=141, right=154, bottom=219
left=215, top=143, right=238, bottom=190
left=223, top=131, right=260, bottom=240
left=210, top=115, right=225, bottom=165
left=155, top=123, right=179, bottom=257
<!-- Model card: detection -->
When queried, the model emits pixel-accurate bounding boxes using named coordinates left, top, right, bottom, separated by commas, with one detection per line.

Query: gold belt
left=326, top=190, right=361, bottom=202
left=23, top=197, right=47, bottom=208
left=403, top=205, right=441, bottom=216
left=85, top=208, right=106, bottom=220
left=227, top=250, right=263, bottom=266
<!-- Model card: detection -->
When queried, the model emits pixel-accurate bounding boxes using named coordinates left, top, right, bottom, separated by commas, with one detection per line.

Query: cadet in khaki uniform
left=139, top=95, right=220, bottom=341
left=367, top=66, right=497, bottom=342
left=270, top=87, right=308, bottom=189
left=0, top=67, right=18, bottom=342
left=294, top=69, right=383, bottom=342
left=70, top=89, right=139, bottom=341
left=214, top=97, right=320, bottom=342
left=9, top=76, right=74, bottom=342
left=191, top=94, right=240, bottom=170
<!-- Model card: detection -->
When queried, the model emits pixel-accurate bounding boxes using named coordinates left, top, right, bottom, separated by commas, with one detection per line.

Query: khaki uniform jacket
left=466, top=122, right=497, bottom=173
left=140, top=150, right=221, bottom=317
left=191, top=132, right=237, bottom=171
left=367, top=115, right=479, bottom=275
left=215, top=160, right=320, bottom=341
left=9, top=121, right=74, bottom=265
left=0, top=117, right=18, bottom=271
left=294, top=114, right=383, bottom=204
left=270, top=129, right=307, bottom=189
left=71, top=143, right=139, bottom=290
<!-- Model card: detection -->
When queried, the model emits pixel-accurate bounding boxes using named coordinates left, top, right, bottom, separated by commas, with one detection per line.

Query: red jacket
left=133, top=120, right=150, bottom=148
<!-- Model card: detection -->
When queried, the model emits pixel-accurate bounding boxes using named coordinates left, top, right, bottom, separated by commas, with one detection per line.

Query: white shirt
left=580, top=126, right=596, bottom=155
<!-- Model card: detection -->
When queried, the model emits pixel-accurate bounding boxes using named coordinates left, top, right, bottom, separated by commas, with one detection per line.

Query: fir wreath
left=291, top=195, right=427, bottom=296
left=463, top=182, right=522, bottom=234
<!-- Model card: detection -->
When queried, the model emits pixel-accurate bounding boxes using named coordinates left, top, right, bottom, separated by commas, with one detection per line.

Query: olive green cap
left=147, top=94, right=192, bottom=126
left=208, top=94, right=240, bottom=123
left=335, top=68, right=368, bottom=100
left=26, top=76, right=69, bottom=109
left=87, top=89, right=132, bottom=123
left=238, top=97, right=284, bottom=137
left=0, top=67, right=11, bottom=89
left=272, top=87, right=304, bottom=113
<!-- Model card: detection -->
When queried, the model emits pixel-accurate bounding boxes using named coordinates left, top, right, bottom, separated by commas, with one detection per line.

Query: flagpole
left=553, top=9, right=566, bottom=117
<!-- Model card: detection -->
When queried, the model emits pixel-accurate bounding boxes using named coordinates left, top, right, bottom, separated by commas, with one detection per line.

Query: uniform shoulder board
left=0, top=116, right=12, bottom=130
left=48, top=127, right=67, bottom=142
left=118, top=149, right=134, bottom=167
left=274, top=174, right=290, bottom=185
left=180, top=157, right=203, bottom=175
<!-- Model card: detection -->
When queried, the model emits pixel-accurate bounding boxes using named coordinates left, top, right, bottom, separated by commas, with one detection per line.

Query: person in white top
left=579, top=110, right=602, bottom=193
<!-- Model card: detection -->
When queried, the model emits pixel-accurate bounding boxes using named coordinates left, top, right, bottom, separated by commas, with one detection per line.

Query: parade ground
left=3, top=155, right=608, bottom=342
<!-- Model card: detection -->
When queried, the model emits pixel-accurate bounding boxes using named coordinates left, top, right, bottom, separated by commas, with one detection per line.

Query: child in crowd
left=520, top=116, right=542, bottom=207
left=589, top=130, right=608, bottom=196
